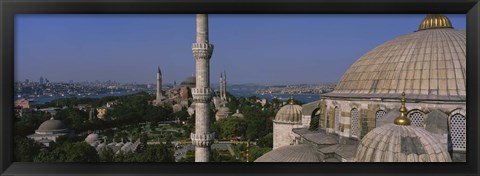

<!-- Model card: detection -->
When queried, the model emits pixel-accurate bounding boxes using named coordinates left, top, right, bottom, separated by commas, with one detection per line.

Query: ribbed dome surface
left=255, top=144, right=321, bottom=162
left=275, top=104, right=302, bottom=123
left=324, top=28, right=465, bottom=101
left=37, top=119, right=67, bottom=131
left=355, top=123, right=451, bottom=162
left=418, top=14, right=453, bottom=31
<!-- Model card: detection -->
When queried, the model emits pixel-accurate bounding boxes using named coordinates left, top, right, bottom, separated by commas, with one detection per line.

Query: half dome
left=355, top=123, right=451, bottom=162
left=255, top=144, right=321, bottom=162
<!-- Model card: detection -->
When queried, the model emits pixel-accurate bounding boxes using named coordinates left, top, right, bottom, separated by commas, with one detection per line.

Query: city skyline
left=15, top=14, right=466, bottom=84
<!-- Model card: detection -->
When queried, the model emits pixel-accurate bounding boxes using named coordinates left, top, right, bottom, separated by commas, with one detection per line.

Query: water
left=25, top=89, right=320, bottom=105
left=25, top=91, right=140, bottom=105
left=229, top=89, right=320, bottom=104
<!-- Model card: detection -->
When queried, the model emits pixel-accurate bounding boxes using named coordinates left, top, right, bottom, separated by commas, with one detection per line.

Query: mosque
left=27, top=117, right=72, bottom=147
left=255, top=14, right=466, bottom=162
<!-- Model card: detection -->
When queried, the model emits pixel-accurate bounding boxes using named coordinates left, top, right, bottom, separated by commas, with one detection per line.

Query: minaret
left=223, top=70, right=227, bottom=100
left=191, top=14, right=215, bottom=162
left=156, top=66, right=162, bottom=106
left=219, top=73, right=224, bottom=99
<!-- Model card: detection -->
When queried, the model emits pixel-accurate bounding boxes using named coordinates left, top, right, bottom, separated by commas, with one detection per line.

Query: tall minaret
left=191, top=14, right=214, bottom=162
left=223, top=70, right=227, bottom=100
left=219, top=72, right=224, bottom=99
left=156, top=66, right=162, bottom=106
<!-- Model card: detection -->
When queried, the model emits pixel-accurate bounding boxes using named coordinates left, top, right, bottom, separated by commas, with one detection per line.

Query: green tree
left=99, top=147, right=115, bottom=162
left=14, top=136, right=42, bottom=162
left=256, top=133, right=273, bottom=148
left=248, top=146, right=271, bottom=161
left=34, top=141, right=99, bottom=162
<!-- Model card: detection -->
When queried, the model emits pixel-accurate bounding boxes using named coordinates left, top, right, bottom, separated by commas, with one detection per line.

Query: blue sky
left=15, top=14, right=466, bottom=85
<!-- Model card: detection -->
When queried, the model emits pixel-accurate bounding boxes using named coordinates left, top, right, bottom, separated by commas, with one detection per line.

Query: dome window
left=350, top=108, right=360, bottom=138
left=407, top=110, right=425, bottom=128
left=375, top=110, right=386, bottom=127
left=450, top=113, right=466, bottom=151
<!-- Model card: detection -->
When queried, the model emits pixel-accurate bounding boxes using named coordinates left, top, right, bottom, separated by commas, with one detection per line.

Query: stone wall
left=321, top=98, right=466, bottom=150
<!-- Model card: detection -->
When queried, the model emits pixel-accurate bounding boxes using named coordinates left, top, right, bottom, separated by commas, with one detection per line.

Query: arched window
left=334, top=106, right=340, bottom=132
left=450, top=113, right=466, bottom=151
left=408, top=110, right=425, bottom=128
left=350, top=108, right=359, bottom=137
left=375, top=110, right=386, bottom=127
left=309, top=108, right=321, bottom=130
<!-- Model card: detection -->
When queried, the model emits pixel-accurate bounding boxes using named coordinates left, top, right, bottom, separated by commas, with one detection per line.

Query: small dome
left=96, top=143, right=106, bottom=151
left=255, top=144, right=321, bottom=162
left=180, top=76, right=196, bottom=88
left=355, top=123, right=451, bottom=162
left=172, top=104, right=183, bottom=113
left=37, top=118, right=67, bottom=131
left=85, top=133, right=99, bottom=143
left=275, top=103, right=302, bottom=124
left=418, top=14, right=453, bottom=31
left=216, top=106, right=232, bottom=120
left=232, top=109, right=244, bottom=118
left=218, top=106, right=231, bottom=114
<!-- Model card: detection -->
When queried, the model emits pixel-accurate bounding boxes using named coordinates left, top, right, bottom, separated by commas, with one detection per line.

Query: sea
left=228, top=89, right=321, bottom=104
left=24, top=89, right=321, bottom=105
left=24, top=91, right=140, bottom=105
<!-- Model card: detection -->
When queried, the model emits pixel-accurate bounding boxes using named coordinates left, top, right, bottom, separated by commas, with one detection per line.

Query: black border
left=1, top=0, right=479, bottom=176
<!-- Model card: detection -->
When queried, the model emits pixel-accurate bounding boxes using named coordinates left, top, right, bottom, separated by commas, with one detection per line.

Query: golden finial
left=418, top=14, right=453, bottom=31
left=394, top=92, right=411, bottom=126
left=289, top=95, right=295, bottom=105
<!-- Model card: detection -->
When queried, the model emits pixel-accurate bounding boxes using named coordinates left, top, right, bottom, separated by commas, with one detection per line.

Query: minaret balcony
left=192, top=88, right=212, bottom=103
left=191, top=132, right=215, bottom=147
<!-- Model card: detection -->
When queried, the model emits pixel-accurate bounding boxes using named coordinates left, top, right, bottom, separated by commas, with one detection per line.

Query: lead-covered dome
left=37, top=118, right=67, bottom=131
left=275, top=99, right=302, bottom=124
left=255, top=144, right=321, bottom=162
left=324, top=14, right=465, bottom=101
left=180, top=76, right=196, bottom=88
left=355, top=92, right=452, bottom=162
left=85, top=133, right=99, bottom=143
left=355, top=123, right=451, bottom=162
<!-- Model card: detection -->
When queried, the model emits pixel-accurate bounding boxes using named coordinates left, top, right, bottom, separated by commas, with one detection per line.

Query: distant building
left=38, top=107, right=61, bottom=115
left=14, top=99, right=30, bottom=109
left=27, top=117, right=71, bottom=147
left=179, top=75, right=195, bottom=108
left=96, top=107, right=107, bottom=119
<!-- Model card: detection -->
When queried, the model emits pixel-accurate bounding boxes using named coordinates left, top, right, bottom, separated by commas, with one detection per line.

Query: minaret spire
left=223, top=70, right=227, bottom=100
left=156, top=66, right=163, bottom=106
left=191, top=14, right=214, bottom=162
left=220, top=72, right=223, bottom=99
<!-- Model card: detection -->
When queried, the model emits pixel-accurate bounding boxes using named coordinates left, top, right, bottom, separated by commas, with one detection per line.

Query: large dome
left=180, top=76, right=196, bottom=88
left=37, top=118, right=67, bottom=131
left=324, top=15, right=465, bottom=101
left=275, top=101, right=302, bottom=124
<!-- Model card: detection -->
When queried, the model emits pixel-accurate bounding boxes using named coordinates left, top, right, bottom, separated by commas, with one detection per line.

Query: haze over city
left=15, top=14, right=465, bottom=84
